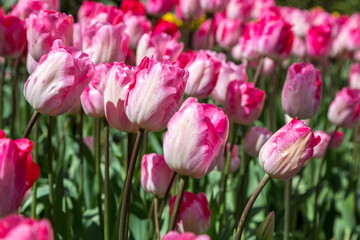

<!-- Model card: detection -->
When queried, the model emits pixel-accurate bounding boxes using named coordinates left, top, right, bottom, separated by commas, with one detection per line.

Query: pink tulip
left=192, top=19, right=215, bottom=50
left=26, top=53, right=38, bottom=74
left=280, top=7, right=310, bottom=37
left=200, top=0, right=229, bottom=13
left=306, top=23, right=332, bottom=58
left=349, top=63, right=360, bottom=89
left=121, top=0, right=146, bottom=16
left=152, top=19, right=180, bottom=39
left=327, top=87, right=360, bottom=128
left=339, top=13, right=360, bottom=52
left=312, top=131, right=330, bottom=158
left=104, top=63, right=138, bottom=133
left=10, top=0, right=59, bottom=20
left=141, top=153, right=174, bottom=197
left=123, top=13, right=151, bottom=49
left=184, top=51, right=222, bottom=99
left=243, top=126, right=272, bottom=157
left=291, top=37, right=306, bottom=58
left=82, top=22, right=129, bottom=65
left=251, top=0, right=276, bottom=19
left=231, top=21, right=260, bottom=60
left=0, top=132, right=40, bottom=218
left=226, top=0, right=253, bottom=21
left=125, top=57, right=188, bottom=132
left=26, top=10, right=74, bottom=62
left=163, top=98, right=229, bottom=178
left=169, top=192, right=211, bottom=234
left=0, top=14, right=26, bottom=58
left=211, top=61, right=247, bottom=105
left=0, top=215, right=53, bottom=240
left=355, top=50, right=360, bottom=61
left=24, top=39, right=94, bottom=116
left=281, top=63, right=322, bottom=119
left=216, top=143, right=240, bottom=173
left=261, top=57, right=276, bottom=76
left=255, top=14, right=294, bottom=59
left=225, top=81, right=265, bottom=125
left=136, top=33, right=184, bottom=65
left=162, top=231, right=210, bottom=240
left=78, top=1, right=123, bottom=25
left=259, top=118, right=320, bottom=180
left=310, top=8, right=335, bottom=27
left=146, top=0, right=177, bottom=15
left=176, top=0, right=203, bottom=21
left=328, top=130, right=344, bottom=148
left=215, top=16, right=243, bottom=49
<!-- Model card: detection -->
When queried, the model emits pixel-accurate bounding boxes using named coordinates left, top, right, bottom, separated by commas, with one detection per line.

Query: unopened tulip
left=0, top=133, right=40, bottom=218
left=26, top=10, right=74, bottom=62
left=10, top=0, right=60, bottom=20
left=215, top=17, right=243, bottom=49
left=312, top=131, right=330, bottom=158
left=104, top=63, right=138, bottom=133
left=192, top=20, right=215, bottom=50
left=281, top=63, right=322, bottom=119
left=123, top=13, right=151, bottom=49
left=141, top=153, right=174, bottom=197
left=0, top=215, right=53, bottom=240
left=216, top=143, right=240, bottom=173
left=184, top=51, right=222, bottom=99
left=256, top=211, right=275, bottom=240
left=125, top=57, right=188, bottom=132
left=163, top=98, right=229, bottom=178
left=243, top=126, right=272, bottom=157
left=24, top=39, right=94, bottom=116
left=169, top=192, right=211, bottom=234
left=328, top=87, right=360, bottom=128
left=0, top=14, right=26, bottom=58
left=200, top=0, right=229, bottom=13
left=176, top=0, right=203, bottom=21
left=231, top=21, right=260, bottom=60
left=226, top=0, right=253, bottom=21
left=146, top=0, right=177, bottom=15
left=306, top=23, right=332, bottom=58
left=328, top=130, right=344, bottom=148
left=225, top=81, right=266, bottom=125
left=211, top=61, right=247, bottom=105
left=349, top=63, right=360, bottom=89
left=259, top=118, right=320, bottom=180
left=162, top=231, right=210, bottom=240
left=262, top=57, right=276, bottom=76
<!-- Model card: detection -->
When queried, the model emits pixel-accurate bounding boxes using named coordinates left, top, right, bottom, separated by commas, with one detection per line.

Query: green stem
left=235, top=156, right=251, bottom=220
left=127, top=133, right=135, bottom=171
left=11, top=58, right=20, bottom=137
left=47, top=116, right=54, bottom=219
left=235, top=174, right=271, bottom=240
left=31, top=119, right=39, bottom=218
left=159, top=173, right=177, bottom=218
left=119, top=128, right=145, bottom=240
left=284, top=179, right=292, bottom=240
left=253, top=57, right=264, bottom=86
left=78, top=112, right=84, bottom=210
left=94, top=118, right=104, bottom=235
left=104, top=119, right=110, bottom=240
left=168, top=175, right=188, bottom=231
left=154, top=197, right=160, bottom=240
left=146, top=200, right=155, bottom=240
left=0, top=59, right=7, bottom=129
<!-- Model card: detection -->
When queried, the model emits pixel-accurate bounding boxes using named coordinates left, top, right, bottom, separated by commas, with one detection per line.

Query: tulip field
left=2, top=0, right=360, bottom=239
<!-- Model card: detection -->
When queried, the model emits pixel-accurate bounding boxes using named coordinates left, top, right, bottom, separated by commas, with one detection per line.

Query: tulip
left=280, top=7, right=310, bottom=37
left=104, top=63, right=138, bottom=133
left=24, top=39, right=94, bottom=116
left=26, top=53, right=38, bottom=74
left=259, top=118, right=320, bottom=180
left=306, top=23, right=332, bottom=58
left=262, top=57, right=276, bottom=76
left=163, top=97, right=229, bottom=178
left=231, top=21, right=260, bottom=61
left=251, top=0, right=276, bottom=19
left=225, top=81, right=266, bottom=125
left=0, top=14, right=26, bottom=58
left=328, top=130, right=344, bottom=148
left=200, top=0, right=229, bottom=14
left=26, top=10, right=74, bottom=62
left=123, top=13, right=151, bottom=49
left=0, top=215, right=53, bottom=240
left=120, top=0, right=146, bottom=16
left=349, top=63, right=360, bottom=89
left=211, top=61, right=247, bottom=105
left=78, top=1, right=123, bottom=25
left=256, top=211, right=275, bottom=240
left=141, top=153, right=174, bottom=197
left=215, top=17, right=243, bottom=49
left=152, top=19, right=180, bottom=39
left=192, top=20, right=215, bottom=50
left=312, top=131, right=330, bottom=158
left=146, top=0, right=177, bottom=16
left=10, top=0, right=60, bottom=20
left=291, top=37, right=306, bottom=58
left=162, top=231, right=210, bottom=240
left=216, top=143, right=240, bottom=173
left=0, top=132, right=40, bottom=218
left=281, top=63, right=322, bottom=119
left=175, top=0, right=203, bottom=21
left=82, top=22, right=129, bottom=65
left=243, top=126, right=272, bottom=157
left=226, top=0, right=253, bottom=21
left=327, top=87, right=360, bottom=128
left=125, top=57, right=188, bottom=132
left=184, top=51, right=222, bottom=99
left=169, top=192, right=211, bottom=234
left=341, top=13, right=360, bottom=52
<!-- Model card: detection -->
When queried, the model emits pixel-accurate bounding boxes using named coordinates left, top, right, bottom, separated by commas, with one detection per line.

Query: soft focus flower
left=226, top=0, right=253, bottom=21
left=152, top=19, right=180, bottom=39
left=200, top=0, right=229, bottom=13
left=0, top=14, right=26, bottom=58
left=192, top=19, right=215, bottom=50
left=169, top=192, right=211, bottom=234
left=281, top=63, right=322, bottom=119
left=0, top=215, right=53, bottom=240
left=280, top=7, right=310, bottom=37
left=215, top=16, right=243, bottom=49
left=312, top=130, right=330, bottom=158
left=328, top=130, right=344, bottom=148
left=225, top=81, right=266, bottom=125
left=146, top=0, right=177, bottom=16
left=78, top=1, right=123, bottom=25
left=24, top=40, right=94, bottom=116
left=26, top=10, right=74, bottom=62
left=216, top=143, right=240, bottom=173
left=10, top=0, right=59, bottom=20
left=327, top=87, right=360, bottom=128
left=163, top=98, right=229, bottom=178
left=259, top=118, right=320, bottom=180
left=349, top=63, right=360, bottom=89
left=341, top=13, right=360, bottom=52
left=104, top=63, right=138, bottom=133
left=121, top=0, right=146, bottom=16
left=291, top=37, right=306, bottom=58
left=251, top=0, right=276, bottom=19
left=243, top=126, right=272, bottom=157
left=141, top=153, right=174, bottom=197
left=231, top=21, right=260, bottom=60
left=261, top=57, right=276, bottom=76
left=123, top=13, right=151, bottom=49
left=162, top=231, right=210, bottom=240
left=125, top=57, right=188, bottom=132
left=211, top=61, right=247, bottom=105
left=176, top=0, right=203, bottom=21
left=26, top=53, right=38, bottom=74
left=256, top=211, right=275, bottom=240
left=0, top=132, right=40, bottom=218
left=306, top=23, right=332, bottom=58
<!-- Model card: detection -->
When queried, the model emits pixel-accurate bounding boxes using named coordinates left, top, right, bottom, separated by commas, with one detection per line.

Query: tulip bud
left=215, top=17, right=243, bottom=49
left=123, top=13, right=151, bottom=49
left=306, top=23, right=332, bottom=58
left=176, top=0, right=203, bottom=21
left=327, top=87, right=360, bottom=128
left=349, top=63, right=360, bottom=90
left=226, top=0, right=253, bottom=21
left=78, top=1, right=123, bottom=25
left=225, top=81, right=266, bottom=125
left=10, top=0, right=60, bottom=20
left=24, top=39, right=94, bottom=116
left=120, top=0, right=146, bottom=16
left=162, top=231, right=211, bottom=240
left=192, top=19, right=214, bottom=50
left=0, top=133, right=40, bottom=218
left=125, top=57, right=188, bottom=132
left=26, top=10, right=74, bottom=62
left=280, top=7, right=310, bottom=38
left=152, top=19, right=180, bottom=39
left=281, top=63, right=322, bottom=119
left=104, top=63, right=138, bottom=133
left=169, top=192, right=211, bottom=234
left=0, top=14, right=26, bottom=58
left=259, top=118, right=320, bottom=180
left=231, top=21, right=260, bottom=61
left=312, top=131, right=330, bottom=158
left=328, top=130, right=344, bottom=148
left=243, top=126, right=272, bottom=157
left=200, top=0, right=229, bottom=14
left=141, top=153, right=174, bottom=197
left=163, top=98, right=229, bottom=178
left=0, top=215, right=53, bottom=240
left=146, top=0, right=177, bottom=16
left=256, top=211, right=275, bottom=240
left=262, top=57, right=276, bottom=76
left=216, top=143, right=241, bottom=173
